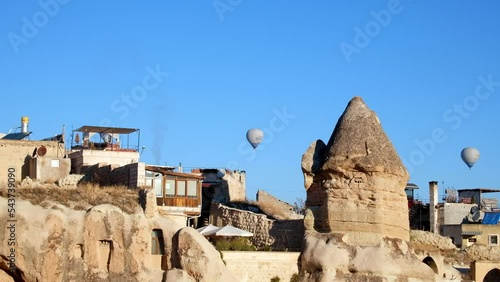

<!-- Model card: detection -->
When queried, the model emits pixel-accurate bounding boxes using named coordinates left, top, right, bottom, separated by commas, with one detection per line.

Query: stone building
left=145, top=165, right=204, bottom=227
left=68, top=125, right=141, bottom=174
left=0, top=116, right=70, bottom=184
left=0, top=139, right=70, bottom=184
left=190, top=168, right=246, bottom=227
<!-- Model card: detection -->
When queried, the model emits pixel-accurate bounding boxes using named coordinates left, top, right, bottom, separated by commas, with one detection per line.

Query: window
left=177, top=181, right=186, bottom=196
left=187, top=181, right=197, bottom=198
left=151, top=229, right=165, bottom=255
left=154, top=177, right=163, bottom=197
left=489, top=234, right=499, bottom=246
left=166, top=180, right=175, bottom=197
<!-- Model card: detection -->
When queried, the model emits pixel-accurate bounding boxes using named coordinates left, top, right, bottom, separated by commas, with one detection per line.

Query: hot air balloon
left=461, top=147, right=480, bottom=169
left=246, top=128, right=264, bottom=150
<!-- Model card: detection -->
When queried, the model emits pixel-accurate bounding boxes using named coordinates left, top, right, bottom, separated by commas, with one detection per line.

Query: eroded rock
left=300, top=96, right=435, bottom=281
left=0, top=195, right=235, bottom=282
left=177, top=227, right=238, bottom=282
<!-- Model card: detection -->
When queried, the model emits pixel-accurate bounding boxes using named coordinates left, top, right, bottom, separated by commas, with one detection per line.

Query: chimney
left=21, top=116, right=29, bottom=133
left=429, top=181, right=439, bottom=234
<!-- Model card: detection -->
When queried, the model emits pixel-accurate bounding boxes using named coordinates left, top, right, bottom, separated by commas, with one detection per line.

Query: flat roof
left=458, top=188, right=500, bottom=193
left=73, top=125, right=139, bottom=134
left=145, top=165, right=204, bottom=180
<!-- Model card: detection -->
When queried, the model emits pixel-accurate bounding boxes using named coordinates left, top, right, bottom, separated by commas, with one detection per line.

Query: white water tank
left=21, top=116, right=29, bottom=133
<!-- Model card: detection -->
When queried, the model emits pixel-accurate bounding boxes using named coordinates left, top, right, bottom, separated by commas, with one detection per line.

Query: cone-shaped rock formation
left=300, top=97, right=434, bottom=281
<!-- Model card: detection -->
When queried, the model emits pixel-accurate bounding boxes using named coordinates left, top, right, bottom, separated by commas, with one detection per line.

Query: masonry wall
left=461, top=224, right=500, bottom=248
left=69, top=150, right=140, bottom=174
left=441, top=225, right=462, bottom=247
left=29, top=156, right=71, bottom=183
left=471, top=260, right=500, bottom=282
left=0, top=140, right=65, bottom=184
left=210, top=203, right=304, bottom=250
left=221, top=251, right=300, bottom=282
left=85, top=162, right=145, bottom=188
left=224, top=170, right=246, bottom=202
left=442, top=203, right=475, bottom=225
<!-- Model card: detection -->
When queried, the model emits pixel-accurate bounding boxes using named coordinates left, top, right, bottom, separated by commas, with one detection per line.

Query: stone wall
left=28, top=156, right=71, bottom=183
left=191, top=169, right=246, bottom=203
left=83, top=162, right=145, bottom=188
left=69, top=150, right=140, bottom=174
left=210, top=203, right=304, bottom=250
left=0, top=140, right=65, bottom=183
left=221, top=251, right=300, bottom=282
left=461, top=224, right=500, bottom=249
left=440, top=203, right=475, bottom=225
left=224, top=170, right=246, bottom=202
left=130, top=162, right=145, bottom=187
left=470, top=260, right=500, bottom=282
left=441, top=225, right=462, bottom=247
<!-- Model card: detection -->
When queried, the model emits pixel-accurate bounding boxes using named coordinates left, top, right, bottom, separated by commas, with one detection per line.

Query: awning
left=199, top=225, right=253, bottom=237
left=73, top=125, right=139, bottom=134
left=196, top=224, right=220, bottom=235
left=462, top=231, right=482, bottom=236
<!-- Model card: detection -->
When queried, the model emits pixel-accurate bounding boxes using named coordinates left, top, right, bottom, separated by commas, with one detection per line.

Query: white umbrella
left=196, top=224, right=220, bottom=236
left=210, top=225, right=253, bottom=237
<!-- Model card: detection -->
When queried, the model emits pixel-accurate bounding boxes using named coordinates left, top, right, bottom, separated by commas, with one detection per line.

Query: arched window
left=484, top=268, right=500, bottom=282
left=423, top=256, right=438, bottom=274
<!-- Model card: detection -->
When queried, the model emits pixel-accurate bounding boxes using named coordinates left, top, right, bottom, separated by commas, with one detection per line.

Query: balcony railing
left=156, top=197, right=200, bottom=208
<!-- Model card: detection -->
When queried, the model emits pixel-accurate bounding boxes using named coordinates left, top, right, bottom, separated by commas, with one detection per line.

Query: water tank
left=21, top=116, right=29, bottom=133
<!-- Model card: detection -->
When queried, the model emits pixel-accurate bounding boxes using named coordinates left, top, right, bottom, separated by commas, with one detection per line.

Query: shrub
left=215, top=237, right=257, bottom=251
left=215, top=239, right=231, bottom=251
left=260, top=245, right=272, bottom=251
left=290, top=273, right=302, bottom=282
left=271, top=276, right=280, bottom=282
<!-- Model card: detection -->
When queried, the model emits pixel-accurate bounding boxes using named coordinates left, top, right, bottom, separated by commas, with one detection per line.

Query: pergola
left=72, top=125, right=140, bottom=151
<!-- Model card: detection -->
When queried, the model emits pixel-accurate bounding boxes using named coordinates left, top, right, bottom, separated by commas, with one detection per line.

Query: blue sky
left=1, top=1, right=500, bottom=205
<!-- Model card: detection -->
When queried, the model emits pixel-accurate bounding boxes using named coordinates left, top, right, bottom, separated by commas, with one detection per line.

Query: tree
left=292, top=198, right=305, bottom=215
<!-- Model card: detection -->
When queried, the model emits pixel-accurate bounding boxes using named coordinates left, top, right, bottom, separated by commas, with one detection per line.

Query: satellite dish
left=37, top=145, right=47, bottom=157
left=467, top=206, right=483, bottom=222
left=246, top=128, right=264, bottom=150
left=470, top=206, right=479, bottom=215
left=471, top=210, right=482, bottom=222
left=461, top=147, right=480, bottom=169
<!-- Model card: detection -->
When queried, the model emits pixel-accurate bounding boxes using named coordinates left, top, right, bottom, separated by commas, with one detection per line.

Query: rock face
left=0, top=190, right=237, bottom=282
left=300, top=97, right=435, bottom=281
left=302, top=96, right=409, bottom=241
left=177, top=228, right=235, bottom=282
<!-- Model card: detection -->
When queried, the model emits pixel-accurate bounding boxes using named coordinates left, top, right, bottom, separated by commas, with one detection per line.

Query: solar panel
left=1, top=132, right=31, bottom=140
left=482, top=212, right=500, bottom=225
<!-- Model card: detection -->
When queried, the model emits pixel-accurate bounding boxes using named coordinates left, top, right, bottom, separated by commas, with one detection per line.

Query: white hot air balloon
left=461, top=147, right=480, bottom=170
left=246, top=128, right=264, bottom=150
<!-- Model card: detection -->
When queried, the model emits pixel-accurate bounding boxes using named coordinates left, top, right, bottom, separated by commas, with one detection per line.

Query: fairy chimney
left=302, top=96, right=410, bottom=241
